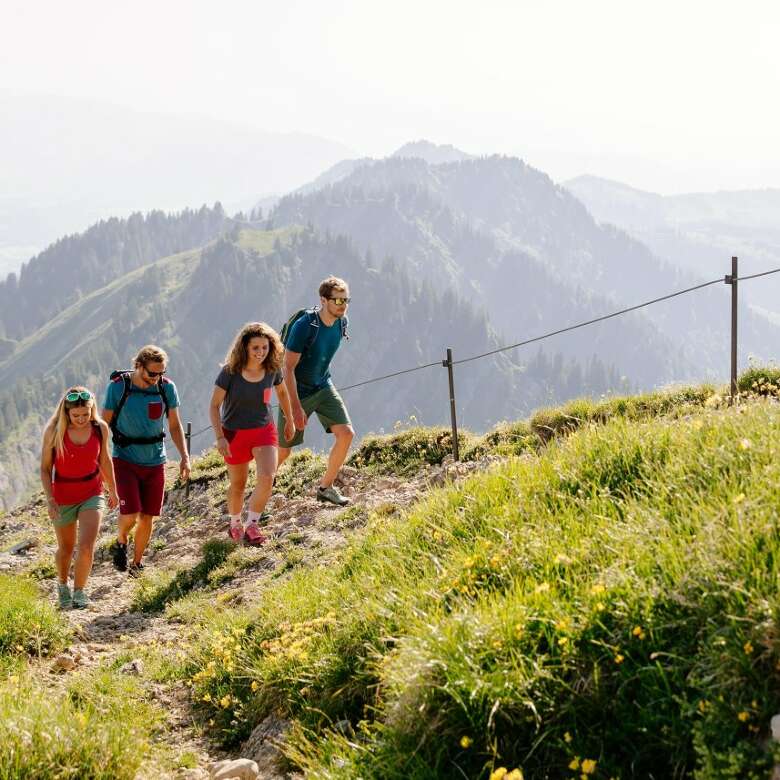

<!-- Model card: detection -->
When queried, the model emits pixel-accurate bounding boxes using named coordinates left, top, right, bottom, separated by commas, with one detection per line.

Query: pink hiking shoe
left=228, top=522, right=244, bottom=542
left=243, top=522, right=266, bottom=546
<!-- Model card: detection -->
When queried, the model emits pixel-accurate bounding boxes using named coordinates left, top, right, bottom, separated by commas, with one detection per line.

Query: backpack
left=280, top=307, right=349, bottom=354
left=108, top=370, right=171, bottom=447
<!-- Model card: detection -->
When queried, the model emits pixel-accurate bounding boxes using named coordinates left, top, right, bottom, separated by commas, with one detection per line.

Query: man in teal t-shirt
left=101, top=344, right=190, bottom=576
left=277, top=275, right=353, bottom=506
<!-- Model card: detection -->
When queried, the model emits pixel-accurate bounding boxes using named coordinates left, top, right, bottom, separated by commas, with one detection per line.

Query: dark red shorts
left=113, top=458, right=166, bottom=516
left=223, top=423, right=278, bottom=465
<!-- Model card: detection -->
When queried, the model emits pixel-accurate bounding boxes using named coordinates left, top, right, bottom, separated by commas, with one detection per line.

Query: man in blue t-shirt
left=277, top=276, right=353, bottom=506
left=101, top=344, right=190, bottom=575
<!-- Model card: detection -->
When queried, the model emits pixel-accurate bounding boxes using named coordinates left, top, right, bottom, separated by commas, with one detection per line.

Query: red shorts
left=223, top=423, right=278, bottom=465
left=113, top=458, right=166, bottom=516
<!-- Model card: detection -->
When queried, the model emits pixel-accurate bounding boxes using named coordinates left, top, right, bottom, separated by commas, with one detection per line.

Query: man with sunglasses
left=101, top=344, right=190, bottom=575
left=277, top=276, right=354, bottom=506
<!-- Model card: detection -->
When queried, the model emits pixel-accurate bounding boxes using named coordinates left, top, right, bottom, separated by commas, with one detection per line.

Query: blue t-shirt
left=102, top=378, right=180, bottom=466
left=286, top=313, right=344, bottom=399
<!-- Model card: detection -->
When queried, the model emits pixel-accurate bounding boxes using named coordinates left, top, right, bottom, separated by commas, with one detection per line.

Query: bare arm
left=283, top=350, right=307, bottom=429
left=275, top=380, right=295, bottom=441
left=97, top=420, right=119, bottom=509
left=39, top=424, right=59, bottom=520
left=209, top=386, right=231, bottom=458
left=167, top=407, right=191, bottom=481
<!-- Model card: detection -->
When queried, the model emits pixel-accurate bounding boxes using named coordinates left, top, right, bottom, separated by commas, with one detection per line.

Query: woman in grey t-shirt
left=208, top=322, right=294, bottom=544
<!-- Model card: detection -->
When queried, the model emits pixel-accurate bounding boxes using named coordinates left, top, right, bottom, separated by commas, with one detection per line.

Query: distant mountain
left=0, top=94, right=353, bottom=278
left=565, top=175, right=780, bottom=319
left=270, top=154, right=780, bottom=383
left=391, top=140, right=474, bottom=164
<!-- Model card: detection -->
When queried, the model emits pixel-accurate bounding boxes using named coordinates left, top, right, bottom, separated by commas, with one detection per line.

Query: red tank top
left=52, top=425, right=103, bottom=505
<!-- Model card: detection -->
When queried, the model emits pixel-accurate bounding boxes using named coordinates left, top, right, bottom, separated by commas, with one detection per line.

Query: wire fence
left=183, top=260, right=780, bottom=473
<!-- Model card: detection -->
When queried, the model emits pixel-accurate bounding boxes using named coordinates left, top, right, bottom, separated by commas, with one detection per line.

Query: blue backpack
left=280, top=308, right=349, bottom=353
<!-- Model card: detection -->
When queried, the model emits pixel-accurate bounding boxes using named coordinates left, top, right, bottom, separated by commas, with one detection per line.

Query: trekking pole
left=185, top=421, right=192, bottom=498
left=442, top=348, right=460, bottom=461
left=725, top=257, right=738, bottom=404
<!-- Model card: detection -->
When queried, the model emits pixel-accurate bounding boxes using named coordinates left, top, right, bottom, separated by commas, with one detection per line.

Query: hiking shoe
left=112, top=540, right=128, bottom=572
left=72, top=589, right=89, bottom=609
left=128, top=561, right=145, bottom=578
left=316, top=485, right=350, bottom=506
left=243, top=523, right=266, bottom=546
left=228, top=522, right=244, bottom=541
left=57, top=583, right=72, bottom=610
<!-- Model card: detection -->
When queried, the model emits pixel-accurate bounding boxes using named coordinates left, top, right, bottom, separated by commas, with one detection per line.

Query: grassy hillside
left=3, top=375, right=780, bottom=778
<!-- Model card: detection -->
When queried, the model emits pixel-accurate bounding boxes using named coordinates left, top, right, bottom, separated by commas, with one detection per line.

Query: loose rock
left=209, top=758, right=259, bottom=779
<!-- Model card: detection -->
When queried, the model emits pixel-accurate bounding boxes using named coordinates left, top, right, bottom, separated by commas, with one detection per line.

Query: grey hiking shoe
left=72, top=588, right=89, bottom=609
left=128, top=561, right=145, bottom=578
left=316, top=485, right=350, bottom=506
left=57, top=583, right=72, bottom=610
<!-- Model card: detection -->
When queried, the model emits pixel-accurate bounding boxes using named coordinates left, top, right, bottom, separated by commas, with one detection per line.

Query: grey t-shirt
left=215, top=366, right=283, bottom=430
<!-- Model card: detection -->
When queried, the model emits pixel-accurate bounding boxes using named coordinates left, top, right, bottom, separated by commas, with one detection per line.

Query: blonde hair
left=134, top=344, right=168, bottom=368
left=44, top=386, right=99, bottom=457
left=224, top=322, right=283, bottom=374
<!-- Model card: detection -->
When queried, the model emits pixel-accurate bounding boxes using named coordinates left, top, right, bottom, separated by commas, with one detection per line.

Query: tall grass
left=186, top=398, right=780, bottom=778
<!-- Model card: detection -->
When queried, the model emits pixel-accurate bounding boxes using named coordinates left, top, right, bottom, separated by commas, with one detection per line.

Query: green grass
left=275, top=449, right=327, bottom=497
left=180, top=397, right=780, bottom=778
left=738, top=364, right=780, bottom=396
left=0, top=574, right=70, bottom=660
left=0, top=665, right=163, bottom=779
left=131, top=539, right=236, bottom=613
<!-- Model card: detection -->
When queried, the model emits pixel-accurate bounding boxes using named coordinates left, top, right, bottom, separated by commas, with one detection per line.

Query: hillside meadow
left=1, top=369, right=780, bottom=778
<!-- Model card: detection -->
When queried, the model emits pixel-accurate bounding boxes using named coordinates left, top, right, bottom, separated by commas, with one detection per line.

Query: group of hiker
left=40, top=276, right=353, bottom=609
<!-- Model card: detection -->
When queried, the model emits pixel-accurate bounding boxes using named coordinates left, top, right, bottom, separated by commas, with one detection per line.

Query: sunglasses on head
left=329, top=297, right=351, bottom=305
left=65, top=391, right=92, bottom=403
left=144, top=367, right=166, bottom=378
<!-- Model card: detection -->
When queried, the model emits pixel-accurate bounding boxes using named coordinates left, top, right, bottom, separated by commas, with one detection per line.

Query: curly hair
left=223, top=322, right=283, bottom=374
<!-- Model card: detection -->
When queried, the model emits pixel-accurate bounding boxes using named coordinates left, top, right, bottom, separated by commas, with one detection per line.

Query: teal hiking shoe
left=72, top=589, right=89, bottom=609
left=57, top=583, right=72, bottom=610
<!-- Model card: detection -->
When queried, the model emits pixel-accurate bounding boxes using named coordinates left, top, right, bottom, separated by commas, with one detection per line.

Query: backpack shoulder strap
left=110, top=372, right=133, bottom=430
left=340, top=313, right=349, bottom=340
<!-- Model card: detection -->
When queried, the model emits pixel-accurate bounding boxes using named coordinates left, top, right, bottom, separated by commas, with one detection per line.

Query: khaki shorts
left=54, top=494, right=105, bottom=528
left=277, top=384, right=352, bottom=448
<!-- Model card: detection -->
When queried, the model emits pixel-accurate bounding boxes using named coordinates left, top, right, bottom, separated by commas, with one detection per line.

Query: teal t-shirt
left=102, top=378, right=180, bottom=466
left=286, top=314, right=344, bottom=399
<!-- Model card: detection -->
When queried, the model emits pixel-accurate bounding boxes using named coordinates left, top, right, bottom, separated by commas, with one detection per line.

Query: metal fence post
left=725, top=257, right=738, bottom=404
left=442, top=348, right=460, bottom=461
left=185, top=421, right=192, bottom=498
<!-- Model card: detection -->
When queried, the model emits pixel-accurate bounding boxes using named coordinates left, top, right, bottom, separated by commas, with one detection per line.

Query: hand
left=107, top=490, right=119, bottom=511
left=216, top=436, right=231, bottom=459
left=292, top=403, right=307, bottom=430
left=283, top=415, right=295, bottom=442
left=179, top=458, right=191, bottom=482
left=46, top=498, right=60, bottom=521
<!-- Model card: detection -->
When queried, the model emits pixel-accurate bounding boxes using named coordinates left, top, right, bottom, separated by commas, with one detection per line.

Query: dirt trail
left=0, top=457, right=490, bottom=778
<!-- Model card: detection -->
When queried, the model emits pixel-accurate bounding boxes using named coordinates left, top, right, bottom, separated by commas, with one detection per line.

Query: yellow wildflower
left=743, top=641, right=753, bottom=655
left=490, top=769, right=508, bottom=780
left=459, top=736, right=473, bottom=748
left=738, top=711, right=750, bottom=722
left=220, top=695, right=231, bottom=709
left=590, top=583, right=606, bottom=595
left=733, top=493, right=746, bottom=504
left=581, top=758, right=597, bottom=774
left=632, top=626, right=646, bottom=640
left=506, top=771, right=523, bottom=780
left=564, top=731, right=573, bottom=743
left=739, top=438, right=752, bottom=450
left=251, top=681, right=259, bottom=692
left=558, top=636, right=569, bottom=646
left=614, top=653, right=625, bottom=664
left=514, top=624, right=524, bottom=639
left=202, top=693, right=211, bottom=702
left=569, top=757, right=581, bottom=770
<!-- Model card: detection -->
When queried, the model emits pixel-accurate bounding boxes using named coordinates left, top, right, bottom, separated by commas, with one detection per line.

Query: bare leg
left=276, top=446, right=292, bottom=470
left=320, top=424, right=354, bottom=488
left=54, top=523, right=76, bottom=584
left=226, top=463, right=249, bottom=515
left=73, top=509, right=101, bottom=589
left=248, top=446, right=277, bottom=513
left=132, top=513, right=155, bottom=565
left=117, top=512, right=139, bottom=544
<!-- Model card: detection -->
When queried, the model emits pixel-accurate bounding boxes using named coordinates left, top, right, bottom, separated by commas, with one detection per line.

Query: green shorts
left=277, top=384, right=352, bottom=448
left=53, top=494, right=105, bottom=528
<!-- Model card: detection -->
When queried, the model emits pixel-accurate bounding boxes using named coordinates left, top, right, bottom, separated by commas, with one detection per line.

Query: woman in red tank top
left=40, top=386, right=118, bottom=609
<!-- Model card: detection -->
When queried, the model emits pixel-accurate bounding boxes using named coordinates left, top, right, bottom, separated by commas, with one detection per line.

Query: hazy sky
left=3, top=0, right=780, bottom=194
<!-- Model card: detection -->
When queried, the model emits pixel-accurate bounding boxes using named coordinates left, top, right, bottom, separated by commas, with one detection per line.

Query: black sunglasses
left=144, top=367, right=167, bottom=378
